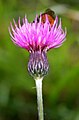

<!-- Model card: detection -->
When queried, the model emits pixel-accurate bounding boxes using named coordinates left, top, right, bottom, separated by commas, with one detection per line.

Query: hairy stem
left=35, top=78, right=44, bottom=120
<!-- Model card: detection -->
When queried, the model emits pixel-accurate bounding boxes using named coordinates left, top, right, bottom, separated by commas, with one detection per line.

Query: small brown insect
left=33, top=9, right=56, bottom=26
left=41, top=9, right=55, bottom=26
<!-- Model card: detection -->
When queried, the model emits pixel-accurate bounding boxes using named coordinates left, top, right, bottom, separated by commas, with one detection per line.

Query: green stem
left=35, top=78, right=44, bottom=120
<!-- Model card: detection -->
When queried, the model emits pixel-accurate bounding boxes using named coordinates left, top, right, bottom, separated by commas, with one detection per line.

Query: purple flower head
left=9, top=9, right=66, bottom=79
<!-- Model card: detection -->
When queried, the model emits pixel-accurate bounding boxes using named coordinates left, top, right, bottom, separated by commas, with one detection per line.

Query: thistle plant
left=9, top=9, right=66, bottom=120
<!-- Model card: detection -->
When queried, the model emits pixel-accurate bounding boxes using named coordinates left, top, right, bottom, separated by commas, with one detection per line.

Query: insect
left=37, top=9, right=56, bottom=26
left=41, top=9, right=55, bottom=26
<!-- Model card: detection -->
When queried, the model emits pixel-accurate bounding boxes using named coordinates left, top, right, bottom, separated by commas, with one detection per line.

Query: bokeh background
left=0, top=0, right=79, bottom=120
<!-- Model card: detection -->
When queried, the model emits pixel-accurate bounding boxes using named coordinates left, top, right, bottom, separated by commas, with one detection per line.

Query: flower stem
left=35, top=78, right=44, bottom=120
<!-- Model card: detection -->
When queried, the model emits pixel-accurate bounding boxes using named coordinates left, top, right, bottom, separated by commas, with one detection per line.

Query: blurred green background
left=0, top=0, right=79, bottom=120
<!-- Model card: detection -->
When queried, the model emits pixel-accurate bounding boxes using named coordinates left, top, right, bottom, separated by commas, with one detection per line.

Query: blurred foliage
left=0, top=0, right=79, bottom=120
left=54, top=0, right=79, bottom=6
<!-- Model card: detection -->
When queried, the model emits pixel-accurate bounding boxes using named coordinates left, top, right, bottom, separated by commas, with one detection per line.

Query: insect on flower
left=37, top=8, right=55, bottom=26
left=9, top=9, right=66, bottom=79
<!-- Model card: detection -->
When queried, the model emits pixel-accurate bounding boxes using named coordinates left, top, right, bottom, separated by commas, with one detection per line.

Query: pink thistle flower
left=9, top=9, right=66, bottom=79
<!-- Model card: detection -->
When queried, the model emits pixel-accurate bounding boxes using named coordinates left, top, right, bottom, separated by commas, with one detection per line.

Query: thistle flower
left=9, top=9, right=66, bottom=120
left=9, top=11, right=66, bottom=79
